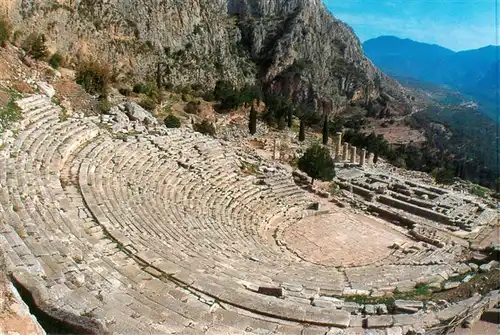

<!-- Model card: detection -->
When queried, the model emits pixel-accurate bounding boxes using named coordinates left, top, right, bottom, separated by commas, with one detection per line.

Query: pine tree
left=298, top=143, right=335, bottom=184
left=249, top=105, right=257, bottom=135
left=322, top=115, right=329, bottom=145
left=298, top=120, right=305, bottom=142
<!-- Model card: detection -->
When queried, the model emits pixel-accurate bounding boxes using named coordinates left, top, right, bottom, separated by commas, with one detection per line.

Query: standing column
left=342, top=142, right=349, bottom=161
left=335, top=132, right=342, bottom=160
left=360, top=148, right=367, bottom=167
left=350, top=146, right=357, bottom=164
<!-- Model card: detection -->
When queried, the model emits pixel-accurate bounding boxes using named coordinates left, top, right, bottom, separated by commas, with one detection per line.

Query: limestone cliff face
left=4, top=0, right=410, bottom=114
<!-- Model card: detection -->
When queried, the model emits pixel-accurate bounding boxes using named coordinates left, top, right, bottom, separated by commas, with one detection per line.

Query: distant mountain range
left=362, top=36, right=499, bottom=118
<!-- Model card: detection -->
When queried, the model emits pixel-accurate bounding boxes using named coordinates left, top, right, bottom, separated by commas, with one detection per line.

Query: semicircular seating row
left=0, top=94, right=470, bottom=333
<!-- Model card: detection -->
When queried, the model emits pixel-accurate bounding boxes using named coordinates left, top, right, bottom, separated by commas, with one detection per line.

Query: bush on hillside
left=49, top=52, right=64, bottom=69
left=12, top=30, right=22, bottom=45
left=22, top=33, right=49, bottom=60
left=75, top=60, right=111, bottom=97
left=0, top=18, right=10, bottom=47
left=164, top=114, right=181, bottom=128
left=133, top=82, right=160, bottom=101
left=97, top=98, right=111, bottom=114
left=193, top=120, right=216, bottom=136
left=138, top=97, right=157, bottom=111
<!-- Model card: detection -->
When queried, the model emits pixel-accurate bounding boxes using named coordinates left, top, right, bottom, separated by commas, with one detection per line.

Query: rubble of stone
left=100, top=101, right=162, bottom=134
left=0, top=86, right=498, bottom=334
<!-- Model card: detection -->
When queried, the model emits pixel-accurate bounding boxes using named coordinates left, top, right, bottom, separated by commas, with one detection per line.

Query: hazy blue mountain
left=362, top=36, right=499, bottom=115
left=362, top=36, right=455, bottom=81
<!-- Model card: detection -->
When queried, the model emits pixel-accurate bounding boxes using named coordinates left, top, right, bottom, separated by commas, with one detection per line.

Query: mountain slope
left=362, top=36, right=499, bottom=108
left=3, top=0, right=411, bottom=116
left=362, top=36, right=455, bottom=81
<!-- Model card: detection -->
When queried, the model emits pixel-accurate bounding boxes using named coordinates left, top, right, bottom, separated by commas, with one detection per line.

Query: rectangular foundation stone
left=366, top=315, right=394, bottom=328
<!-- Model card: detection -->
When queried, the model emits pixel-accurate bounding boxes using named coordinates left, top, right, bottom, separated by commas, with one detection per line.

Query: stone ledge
left=11, top=269, right=107, bottom=335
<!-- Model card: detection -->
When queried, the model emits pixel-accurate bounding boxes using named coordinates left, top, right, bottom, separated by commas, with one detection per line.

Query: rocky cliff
left=3, top=0, right=411, bottom=115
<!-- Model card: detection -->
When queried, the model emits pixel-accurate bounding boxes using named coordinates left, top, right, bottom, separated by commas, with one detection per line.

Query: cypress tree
left=322, top=115, right=329, bottom=145
left=298, top=120, right=305, bottom=142
left=287, top=106, right=293, bottom=128
left=249, top=106, right=257, bottom=135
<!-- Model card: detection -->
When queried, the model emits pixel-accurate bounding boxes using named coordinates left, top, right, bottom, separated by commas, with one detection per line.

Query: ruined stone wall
left=378, top=196, right=452, bottom=225
left=367, top=204, right=417, bottom=228
left=390, top=192, right=435, bottom=209
left=351, top=184, right=375, bottom=201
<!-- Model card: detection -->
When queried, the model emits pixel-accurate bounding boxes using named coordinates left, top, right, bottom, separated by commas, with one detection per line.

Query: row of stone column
left=334, top=132, right=368, bottom=167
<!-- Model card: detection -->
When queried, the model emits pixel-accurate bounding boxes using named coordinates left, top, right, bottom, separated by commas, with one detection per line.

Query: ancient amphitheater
left=0, top=86, right=498, bottom=335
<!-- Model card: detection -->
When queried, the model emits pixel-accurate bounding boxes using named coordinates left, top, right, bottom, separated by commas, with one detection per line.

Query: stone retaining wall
left=379, top=195, right=452, bottom=225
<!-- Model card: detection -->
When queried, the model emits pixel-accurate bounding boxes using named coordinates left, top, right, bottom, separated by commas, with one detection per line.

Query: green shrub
left=49, top=52, right=63, bottom=69
left=75, top=60, right=111, bottom=97
left=97, top=98, right=111, bottom=114
left=133, top=83, right=146, bottom=94
left=22, top=33, right=48, bottom=60
left=0, top=18, right=10, bottom=47
left=330, top=182, right=340, bottom=196
left=193, top=120, right=216, bottom=136
left=12, top=30, right=22, bottom=45
left=470, top=185, right=489, bottom=198
left=0, top=99, right=22, bottom=129
left=133, top=82, right=159, bottom=101
left=164, top=114, right=181, bottom=128
left=138, top=97, right=157, bottom=111
left=434, top=168, right=455, bottom=185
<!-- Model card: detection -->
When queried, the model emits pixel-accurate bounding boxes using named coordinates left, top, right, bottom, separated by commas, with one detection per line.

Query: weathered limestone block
left=366, top=315, right=394, bottom=328
left=37, top=81, right=56, bottom=98
left=393, top=300, right=423, bottom=314
left=442, top=281, right=460, bottom=290
left=385, top=327, right=404, bottom=335
left=342, top=302, right=364, bottom=315
left=479, top=260, right=498, bottom=272
left=124, top=102, right=157, bottom=125
left=436, top=295, right=482, bottom=322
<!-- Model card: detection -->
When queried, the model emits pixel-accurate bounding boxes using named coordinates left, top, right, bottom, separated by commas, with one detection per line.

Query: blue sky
left=323, top=0, right=499, bottom=51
